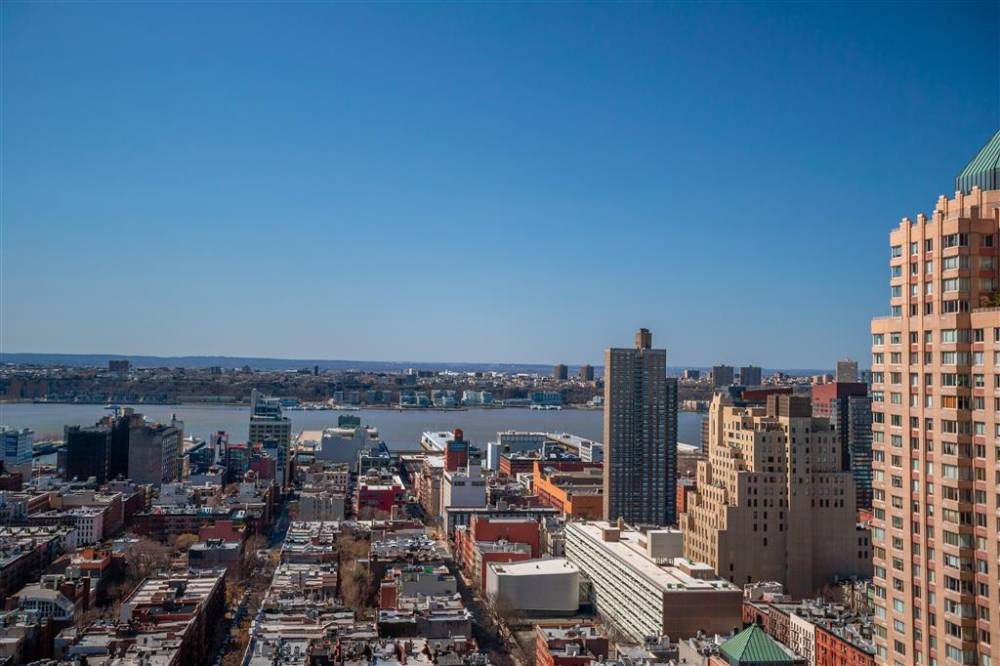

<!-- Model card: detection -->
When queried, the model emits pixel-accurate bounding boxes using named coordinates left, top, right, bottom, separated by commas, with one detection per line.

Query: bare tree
left=106, top=537, right=171, bottom=600
left=239, top=534, right=268, bottom=579
left=340, top=560, right=372, bottom=610
left=487, top=593, right=526, bottom=633
left=172, top=533, right=199, bottom=553
left=338, top=531, right=373, bottom=611
left=357, top=506, right=391, bottom=521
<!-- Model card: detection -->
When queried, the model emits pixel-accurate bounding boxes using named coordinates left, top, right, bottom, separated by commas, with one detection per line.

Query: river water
left=0, top=403, right=704, bottom=449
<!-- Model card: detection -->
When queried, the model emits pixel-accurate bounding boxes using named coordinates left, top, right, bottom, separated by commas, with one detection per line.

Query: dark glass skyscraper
left=64, top=425, right=111, bottom=484
left=811, top=382, right=873, bottom=509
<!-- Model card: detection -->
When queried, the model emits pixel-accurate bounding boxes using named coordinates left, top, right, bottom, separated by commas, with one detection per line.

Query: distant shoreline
left=0, top=400, right=707, bottom=414
left=0, top=352, right=834, bottom=377
left=0, top=400, right=601, bottom=411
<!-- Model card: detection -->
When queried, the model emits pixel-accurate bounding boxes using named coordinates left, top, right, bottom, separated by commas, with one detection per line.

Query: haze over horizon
left=3, top=2, right=998, bottom=367
left=0, top=350, right=837, bottom=374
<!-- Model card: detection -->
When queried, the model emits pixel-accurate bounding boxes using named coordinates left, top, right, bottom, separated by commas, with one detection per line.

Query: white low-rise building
left=17, top=583, right=77, bottom=622
left=440, top=464, right=486, bottom=520
left=298, top=491, right=345, bottom=521
left=486, top=431, right=548, bottom=471
left=565, top=521, right=742, bottom=643
left=69, top=508, right=104, bottom=546
left=485, top=558, right=580, bottom=615
left=421, top=431, right=453, bottom=452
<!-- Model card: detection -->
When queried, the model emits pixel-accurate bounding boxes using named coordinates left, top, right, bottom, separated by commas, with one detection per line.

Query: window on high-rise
left=943, top=233, right=969, bottom=248
left=943, top=255, right=969, bottom=270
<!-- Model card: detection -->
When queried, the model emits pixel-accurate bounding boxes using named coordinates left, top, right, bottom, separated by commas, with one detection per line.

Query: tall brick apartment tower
left=870, top=129, right=1000, bottom=666
left=603, top=328, right=678, bottom=526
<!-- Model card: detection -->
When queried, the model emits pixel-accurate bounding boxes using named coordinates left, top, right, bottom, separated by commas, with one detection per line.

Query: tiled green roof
left=956, top=128, right=1000, bottom=194
left=718, top=625, right=794, bottom=664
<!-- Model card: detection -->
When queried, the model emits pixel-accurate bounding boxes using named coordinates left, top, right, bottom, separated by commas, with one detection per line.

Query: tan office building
left=679, top=392, right=871, bottom=599
left=869, top=130, right=1000, bottom=666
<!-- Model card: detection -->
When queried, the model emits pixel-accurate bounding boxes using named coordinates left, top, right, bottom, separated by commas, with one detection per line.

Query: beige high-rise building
left=679, top=392, right=871, bottom=599
left=869, top=130, right=1000, bottom=666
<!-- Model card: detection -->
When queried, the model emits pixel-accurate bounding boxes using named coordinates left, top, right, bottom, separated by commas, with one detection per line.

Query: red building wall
left=676, top=480, right=697, bottom=516
left=499, top=456, right=537, bottom=478
left=476, top=549, right=532, bottom=592
left=355, top=483, right=404, bottom=514
left=535, top=627, right=609, bottom=666
left=470, top=515, right=541, bottom=557
left=814, top=624, right=876, bottom=666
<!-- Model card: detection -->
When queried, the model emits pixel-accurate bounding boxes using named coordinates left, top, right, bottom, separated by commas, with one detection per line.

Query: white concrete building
left=497, top=431, right=547, bottom=449
left=440, top=463, right=486, bottom=520
left=420, top=431, right=453, bottom=452
left=545, top=432, right=603, bottom=460
left=486, top=431, right=548, bottom=471
left=579, top=441, right=603, bottom=463
left=485, top=558, right=580, bottom=614
left=69, top=507, right=105, bottom=546
left=564, top=521, right=742, bottom=643
left=17, top=579, right=77, bottom=622
left=299, top=491, right=345, bottom=521
left=788, top=612, right=816, bottom=666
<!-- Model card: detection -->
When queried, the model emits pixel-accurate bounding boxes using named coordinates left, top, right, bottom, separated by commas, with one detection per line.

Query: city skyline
left=5, top=3, right=1000, bottom=664
left=0, top=350, right=849, bottom=375
left=2, top=2, right=998, bottom=367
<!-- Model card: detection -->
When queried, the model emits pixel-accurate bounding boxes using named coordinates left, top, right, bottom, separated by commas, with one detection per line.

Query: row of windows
left=874, top=350, right=1000, bottom=366
left=890, top=278, right=997, bottom=300
left=889, top=232, right=994, bottom=258
left=870, top=370, right=1000, bottom=387
left=889, top=254, right=996, bottom=279
left=886, top=299, right=977, bottom=317
left=890, top=254, right=995, bottom=279
left=875, top=328, right=1000, bottom=347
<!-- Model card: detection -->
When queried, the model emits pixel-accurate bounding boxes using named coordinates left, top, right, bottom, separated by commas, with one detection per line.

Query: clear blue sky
left=2, top=2, right=998, bottom=368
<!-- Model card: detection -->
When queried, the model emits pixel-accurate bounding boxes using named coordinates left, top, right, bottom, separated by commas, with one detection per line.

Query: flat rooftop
left=489, top=558, right=579, bottom=576
left=297, top=430, right=325, bottom=445
left=546, top=432, right=601, bottom=449
left=568, top=522, right=738, bottom=593
left=421, top=431, right=455, bottom=451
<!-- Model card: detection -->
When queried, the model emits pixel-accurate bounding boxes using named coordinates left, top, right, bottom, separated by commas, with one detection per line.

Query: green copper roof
left=956, top=128, right=1000, bottom=194
left=718, top=625, right=794, bottom=665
